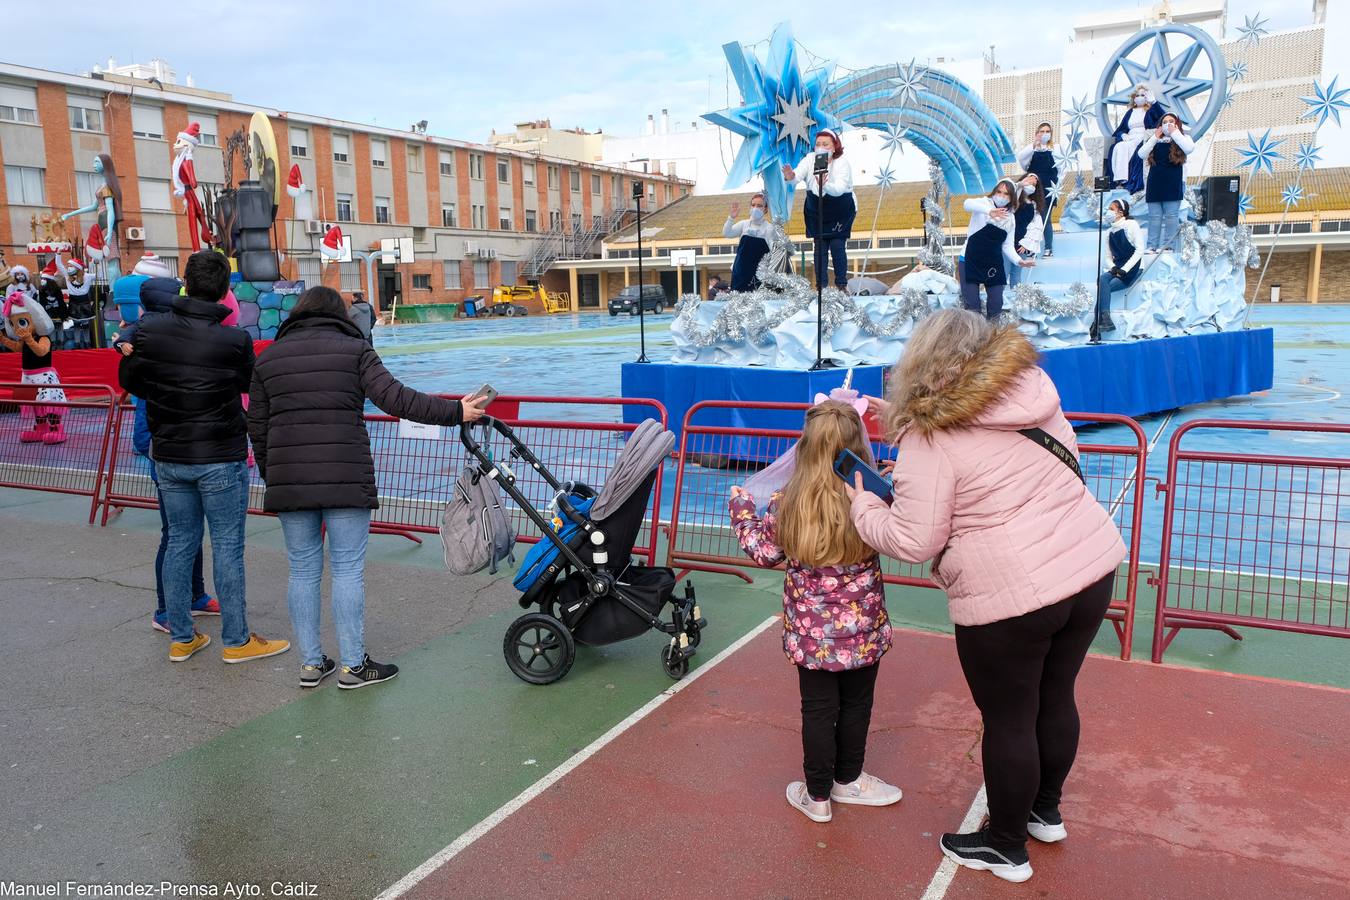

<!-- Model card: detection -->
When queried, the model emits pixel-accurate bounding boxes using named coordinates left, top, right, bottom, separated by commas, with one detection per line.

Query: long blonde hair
left=883, top=308, right=994, bottom=439
left=778, top=401, right=877, bottom=567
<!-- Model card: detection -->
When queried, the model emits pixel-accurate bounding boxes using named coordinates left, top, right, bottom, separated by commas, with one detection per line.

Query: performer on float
left=57, top=252, right=96, bottom=350
left=1008, top=175, right=1045, bottom=289
left=1, top=290, right=66, bottom=444
left=37, top=261, right=72, bottom=350
left=723, top=192, right=775, bottom=291
left=1137, top=113, right=1194, bottom=253
left=1094, top=199, right=1144, bottom=338
left=1105, top=85, right=1164, bottom=192
left=959, top=179, right=1033, bottom=320
left=61, top=153, right=124, bottom=278
left=171, top=123, right=214, bottom=252
left=782, top=129, right=855, bottom=291
left=1015, top=123, right=1063, bottom=257
left=8, top=264, right=37, bottom=303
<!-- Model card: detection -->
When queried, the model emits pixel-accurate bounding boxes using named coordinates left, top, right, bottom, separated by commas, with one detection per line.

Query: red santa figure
left=172, top=122, right=214, bottom=251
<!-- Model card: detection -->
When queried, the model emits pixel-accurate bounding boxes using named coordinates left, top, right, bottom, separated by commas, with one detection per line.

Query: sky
left=2, top=0, right=1318, bottom=143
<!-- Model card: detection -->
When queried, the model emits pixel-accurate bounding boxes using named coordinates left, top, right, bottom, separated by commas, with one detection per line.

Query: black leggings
left=960, top=281, right=1005, bottom=320
left=798, top=663, right=880, bottom=799
left=954, top=573, right=1114, bottom=849
left=813, top=237, right=848, bottom=289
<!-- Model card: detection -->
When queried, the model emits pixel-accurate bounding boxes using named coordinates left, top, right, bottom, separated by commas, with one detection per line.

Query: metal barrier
left=667, top=401, right=1148, bottom=659
left=1150, top=419, right=1350, bottom=663
left=0, top=382, right=117, bottom=520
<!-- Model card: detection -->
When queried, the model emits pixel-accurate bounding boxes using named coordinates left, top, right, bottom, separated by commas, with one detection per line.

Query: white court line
left=919, top=783, right=990, bottom=900
left=1262, top=381, right=1343, bottom=407
left=375, top=614, right=780, bottom=900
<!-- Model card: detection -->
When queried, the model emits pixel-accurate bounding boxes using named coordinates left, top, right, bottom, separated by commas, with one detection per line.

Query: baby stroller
left=459, top=417, right=706, bottom=685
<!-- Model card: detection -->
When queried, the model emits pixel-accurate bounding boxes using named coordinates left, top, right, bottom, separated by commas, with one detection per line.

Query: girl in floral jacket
left=729, top=399, right=901, bottom=824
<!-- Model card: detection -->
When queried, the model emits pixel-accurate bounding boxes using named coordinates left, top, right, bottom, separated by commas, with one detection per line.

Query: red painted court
left=403, top=626, right=1350, bottom=900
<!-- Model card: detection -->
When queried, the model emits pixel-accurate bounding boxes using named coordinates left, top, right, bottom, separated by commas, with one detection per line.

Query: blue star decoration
left=1281, top=182, right=1304, bottom=208
left=1236, top=129, right=1284, bottom=176
left=703, top=22, right=840, bottom=222
left=1237, top=192, right=1254, bottom=217
left=879, top=121, right=908, bottom=159
left=1106, top=31, right=1212, bottom=129
left=1052, top=144, right=1077, bottom=173
left=875, top=166, right=898, bottom=190
left=1237, top=13, right=1270, bottom=47
left=1221, top=92, right=1238, bottom=112
left=1062, top=95, right=1094, bottom=136
left=1045, top=182, right=1066, bottom=207
left=889, top=60, right=926, bottom=108
left=1227, top=61, right=1249, bottom=83
left=1294, top=141, right=1322, bottom=172
left=1300, top=76, right=1350, bottom=129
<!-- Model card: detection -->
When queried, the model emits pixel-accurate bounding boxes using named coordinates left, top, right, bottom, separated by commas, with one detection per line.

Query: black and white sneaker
left=299, top=656, right=336, bottom=688
left=1028, top=808, right=1068, bottom=843
left=338, top=654, right=399, bottom=690
left=939, top=830, right=1033, bottom=883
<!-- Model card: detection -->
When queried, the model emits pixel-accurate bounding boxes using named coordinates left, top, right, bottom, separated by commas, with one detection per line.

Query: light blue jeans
left=278, top=508, right=371, bottom=669
left=1146, top=200, right=1181, bottom=250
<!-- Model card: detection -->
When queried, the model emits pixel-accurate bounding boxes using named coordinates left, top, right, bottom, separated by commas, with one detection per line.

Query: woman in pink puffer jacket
left=848, top=308, right=1125, bottom=885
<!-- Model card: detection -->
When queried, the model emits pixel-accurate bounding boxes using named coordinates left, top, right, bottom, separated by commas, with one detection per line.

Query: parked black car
left=608, top=284, right=668, bottom=316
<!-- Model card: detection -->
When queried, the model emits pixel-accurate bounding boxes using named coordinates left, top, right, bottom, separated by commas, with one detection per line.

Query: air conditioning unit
left=484, top=247, right=499, bottom=259
left=304, top=219, right=322, bottom=235
left=125, top=226, right=146, bottom=241
left=464, top=240, right=478, bottom=255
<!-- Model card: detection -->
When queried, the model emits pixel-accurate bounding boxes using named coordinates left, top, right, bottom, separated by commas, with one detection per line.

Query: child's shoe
left=151, top=612, right=170, bottom=633
left=830, top=772, right=903, bottom=806
left=20, top=421, right=47, bottom=443
left=785, top=782, right=831, bottom=823
left=191, top=595, right=220, bottom=616
left=42, top=417, right=67, bottom=444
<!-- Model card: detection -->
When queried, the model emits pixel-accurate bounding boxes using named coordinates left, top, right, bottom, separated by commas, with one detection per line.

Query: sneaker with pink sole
left=785, top=782, right=832, bottom=823
left=830, top=772, right=903, bottom=807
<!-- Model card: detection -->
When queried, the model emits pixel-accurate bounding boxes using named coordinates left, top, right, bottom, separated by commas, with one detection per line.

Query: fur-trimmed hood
left=898, top=326, right=1051, bottom=435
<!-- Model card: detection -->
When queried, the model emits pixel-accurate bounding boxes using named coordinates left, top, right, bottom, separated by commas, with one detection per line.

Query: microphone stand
left=808, top=155, right=835, bottom=371
left=634, top=188, right=648, bottom=363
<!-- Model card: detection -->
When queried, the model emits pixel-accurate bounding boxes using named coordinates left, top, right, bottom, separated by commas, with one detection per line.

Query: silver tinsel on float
left=1012, top=283, right=1094, bottom=318
left=917, top=160, right=953, bottom=275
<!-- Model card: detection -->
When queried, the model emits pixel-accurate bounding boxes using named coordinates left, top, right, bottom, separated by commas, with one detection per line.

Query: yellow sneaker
left=222, top=633, right=291, bottom=664
left=169, top=632, right=211, bottom=662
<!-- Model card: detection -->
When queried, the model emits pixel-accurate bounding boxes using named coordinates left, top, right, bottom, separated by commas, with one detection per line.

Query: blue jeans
left=278, top=508, right=371, bottom=669
left=1043, top=200, right=1056, bottom=253
left=1096, top=272, right=1129, bottom=327
left=1146, top=200, right=1181, bottom=250
left=154, top=481, right=208, bottom=616
left=813, top=237, right=848, bottom=289
left=156, top=461, right=250, bottom=646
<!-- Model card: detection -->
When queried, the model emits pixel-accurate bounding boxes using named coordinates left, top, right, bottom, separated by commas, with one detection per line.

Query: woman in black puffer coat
left=248, top=286, right=489, bottom=690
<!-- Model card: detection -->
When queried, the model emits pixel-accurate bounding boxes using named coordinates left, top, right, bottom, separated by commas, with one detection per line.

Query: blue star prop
left=1227, top=61, right=1248, bottom=83
left=1236, top=129, right=1284, bottom=176
left=889, top=60, right=926, bottom=108
left=1237, top=13, right=1269, bottom=47
left=1300, top=76, right=1350, bottom=129
left=875, top=166, right=898, bottom=190
left=1062, top=95, right=1094, bottom=135
left=1066, top=126, right=1084, bottom=154
left=1045, top=182, right=1065, bottom=207
left=1221, top=92, right=1237, bottom=112
left=1106, top=31, right=1213, bottom=128
left=703, top=23, right=840, bottom=221
left=1281, top=182, right=1304, bottom=208
left=879, top=121, right=908, bottom=159
left=1052, top=145, right=1077, bottom=173
left=1237, top=192, right=1253, bottom=217
left=1294, top=141, right=1322, bottom=172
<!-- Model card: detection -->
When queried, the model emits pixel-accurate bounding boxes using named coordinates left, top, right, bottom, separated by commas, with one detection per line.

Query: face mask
left=750, top=207, right=765, bottom=221
left=815, top=145, right=831, bottom=155
left=1135, top=95, right=1148, bottom=107
left=1039, top=133, right=1052, bottom=145
left=1163, top=123, right=1174, bottom=135
left=1021, top=183, right=1036, bottom=195
left=992, top=195, right=1010, bottom=209
left=1106, top=210, right=1119, bottom=223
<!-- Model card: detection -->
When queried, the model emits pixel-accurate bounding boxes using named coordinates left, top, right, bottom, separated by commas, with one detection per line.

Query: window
left=591, top=173, right=601, bottom=194
left=131, top=104, right=164, bottom=139
left=374, top=195, right=391, bottom=224
left=592, top=214, right=602, bottom=228
left=333, top=133, right=350, bottom=163
left=336, top=192, right=353, bottom=222
left=569, top=169, right=581, bottom=192
left=469, top=153, right=483, bottom=180
left=439, top=150, right=454, bottom=176
left=497, top=159, right=510, bottom=183
left=473, top=260, right=490, bottom=288
left=441, top=203, right=457, bottom=227
left=571, top=213, right=582, bottom=231
left=665, top=185, right=673, bottom=204
left=647, top=184, right=656, bottom=205
left=371, top=138, right=387, bottom=167
left=407, top=144, right=422, bottom=172
left=471, top=204, right=486, bottom=229
left=525, top=209, right=537, bottom=232
left=340, top=261, right=361, bottom=291
left=75, top=171, right=100, bottom=207
left=549, top=209, right=561, bottom=229
left=138, top=177, right=172, bottom=210
left=290, top=126, right=309, bottom=158
left=499, top=207, right=512, bottom=230
left=523, top=162, right=535, bottom=185
left=444, top=260, right=462, bottom=289
left=0, top=83, right=39, bottom=124
left=190, top=112, right=218, bottom=147
left=500, top=261, right=517, bottom=285
left=298, top=258, right=321, bottom=286
left=68, top=100, right=103, bottom=132
left=4, top=165, right=45, bottom=205
left=413, top=273, right=431, bottom=290
left=548, top=165, right=559, bottom=189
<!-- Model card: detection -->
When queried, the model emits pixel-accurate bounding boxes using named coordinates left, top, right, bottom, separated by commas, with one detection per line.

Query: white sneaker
left=830, top=772, right=903, bottom=807
left=1028, top=809, right=1068, bottom=843
left=786, top=782, right=832, bottom=823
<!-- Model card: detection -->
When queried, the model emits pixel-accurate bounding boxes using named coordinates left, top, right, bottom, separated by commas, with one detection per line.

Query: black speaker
left=1200, top=175, right=1240, bottom=227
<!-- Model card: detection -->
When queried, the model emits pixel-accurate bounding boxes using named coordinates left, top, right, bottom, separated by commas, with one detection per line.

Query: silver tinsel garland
left=1012, top=282, right=1094, bottom=318
left=918, top=160, right=954, bottom=275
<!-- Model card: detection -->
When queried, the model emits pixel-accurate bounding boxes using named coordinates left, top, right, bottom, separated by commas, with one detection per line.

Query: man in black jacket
left=119, top=250, right=290, bottom=665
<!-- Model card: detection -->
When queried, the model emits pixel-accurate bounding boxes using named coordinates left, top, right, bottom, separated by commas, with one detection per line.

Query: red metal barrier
left=1150, top=419, right=1350, bottom=663
left=0, top=382, right=117, bottom=518
left=667, top=401, right=1148, bottom=659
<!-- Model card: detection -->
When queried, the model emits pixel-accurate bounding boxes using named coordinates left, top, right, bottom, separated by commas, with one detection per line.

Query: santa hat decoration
left=11, top=265, right=30, bottom=282
left=41, top=260, right=60, bottom=281
left=133, top=253, right=173, bottom=278
left=286, top=164, right=306, bottom=199
left=320, top=225, right=344, bottom=261
left=65, top=258, right=86, bottom=276
left=176, top=122, right=201, bottom=145
left=85, top=224, right=106, bottom=261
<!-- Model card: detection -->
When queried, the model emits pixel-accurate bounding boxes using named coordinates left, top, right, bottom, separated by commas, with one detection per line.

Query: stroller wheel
left=661, top=643, right=690, bottom=680
left=504, top=613, right=576, bottom=685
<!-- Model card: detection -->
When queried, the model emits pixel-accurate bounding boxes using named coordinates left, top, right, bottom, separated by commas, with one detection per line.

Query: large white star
left=889, top=60, right=926, bottom=108
left=1237, top=13, right=1269, bottom=47
left=1106, top=33, right=1212, bottom=128
left=771, top=90, right=817, bottom=152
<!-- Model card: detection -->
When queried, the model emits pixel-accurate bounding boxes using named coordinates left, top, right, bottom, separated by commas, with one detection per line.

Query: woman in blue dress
left=959, top=179, right=1033, bottom=320
left=723, top=193, right=776, bottom=291
left=1137, top=113, right=1195, bottom=252
left=1095, top=199, right=1144, bottom=337
left=782, top=129, right=856, bottom=291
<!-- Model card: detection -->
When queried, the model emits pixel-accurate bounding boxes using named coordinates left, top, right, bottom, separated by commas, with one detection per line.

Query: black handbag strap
left=1018, top=427, right=1085, bottom=484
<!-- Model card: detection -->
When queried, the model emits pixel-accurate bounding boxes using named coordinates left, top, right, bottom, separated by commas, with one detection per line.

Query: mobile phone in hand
left=833, top=449, right=892, bottom=503
left=470, top=384, right=498, bottom=406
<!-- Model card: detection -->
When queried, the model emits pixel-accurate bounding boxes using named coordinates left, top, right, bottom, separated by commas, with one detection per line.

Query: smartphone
left=833, top=449, right=892, bottom=503
left=470, top=384, right=498, bottom=405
